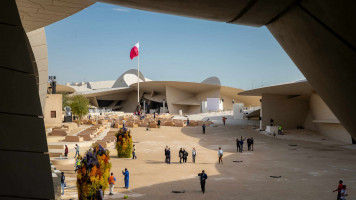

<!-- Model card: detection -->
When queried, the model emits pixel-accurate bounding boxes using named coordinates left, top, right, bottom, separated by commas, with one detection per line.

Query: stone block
left=98, top=119, right=108, bottom=125
left=50, top=129, right=68, bottom=136
left=81, top=135, right=93, bottom=141
left=175, top=122, right=186, bottom=127
left=188, top=122, right=198, bottom=127
left=149, top=123, right=158, bottom=128
left=107, top=131, right=117, bottom=136
left=197, top=121, right=204, bottom=126
left=165, top=121, right=175, bottom=126
left=139, top=122, right=148, bottom=127
left=64, top=136, right=83, bottom=142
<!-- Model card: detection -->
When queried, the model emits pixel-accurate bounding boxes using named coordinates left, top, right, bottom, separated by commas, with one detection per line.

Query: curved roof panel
left=201, top=76, right=221, bottom=86
left=17, top=0, right=94, bottom=32
left=112, top=69, right=146, bottom=88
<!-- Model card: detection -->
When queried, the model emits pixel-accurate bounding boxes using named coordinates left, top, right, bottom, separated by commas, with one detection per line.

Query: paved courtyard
left=57, top=124, right=356, bottom=200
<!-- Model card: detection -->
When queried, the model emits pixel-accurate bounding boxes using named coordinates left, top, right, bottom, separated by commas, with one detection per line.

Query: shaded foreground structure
left=0, top=0, right=355, bottom=199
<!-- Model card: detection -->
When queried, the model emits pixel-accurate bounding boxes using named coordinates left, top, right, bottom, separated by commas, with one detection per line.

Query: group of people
left=164, top=146, right=171, bottom=164
left=333, top=180, right=348, bottom=200
left=99, top=169, right=130, bottom=198
left=236, top=137, right=254, bottom=152
left=164, top=146, right=197, bottom=164
left=179, top=148, right=189, bottom=163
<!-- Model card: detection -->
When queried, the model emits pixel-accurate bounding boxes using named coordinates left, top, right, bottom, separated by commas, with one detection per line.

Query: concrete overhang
left=131, top=81, right=221, bottom=94
left=56, top=84, right=76, bottom=94
left=98, top=0, right=296, bottom=26
left=16, top=0, right=94, bottom=32
left=239, top=80, right=313, bottom=96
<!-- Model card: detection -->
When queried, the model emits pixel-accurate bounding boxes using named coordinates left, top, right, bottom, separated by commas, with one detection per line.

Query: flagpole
left=137, top=51, right=140, bottom=105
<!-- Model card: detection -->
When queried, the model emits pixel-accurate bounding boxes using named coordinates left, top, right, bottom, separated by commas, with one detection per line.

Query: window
left=51, top=111, right=56, bottom=118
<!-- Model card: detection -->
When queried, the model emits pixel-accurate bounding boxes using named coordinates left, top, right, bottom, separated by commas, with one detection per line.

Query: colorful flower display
left=77, top=144, right=111, bottom=200
left=115, top=127, right=133, bottom=158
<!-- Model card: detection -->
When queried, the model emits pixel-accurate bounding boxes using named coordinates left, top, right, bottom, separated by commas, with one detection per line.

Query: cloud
left=113, top=7, right=129, bottom=12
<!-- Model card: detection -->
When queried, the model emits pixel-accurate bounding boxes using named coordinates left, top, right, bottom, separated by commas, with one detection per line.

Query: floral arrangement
left=115, top=127, right=133, bottom=158
left=77, top=144, right=111, bottom=199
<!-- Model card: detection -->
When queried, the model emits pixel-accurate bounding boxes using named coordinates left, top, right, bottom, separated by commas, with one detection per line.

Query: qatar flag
left=130, top=42, right=139, bottom=60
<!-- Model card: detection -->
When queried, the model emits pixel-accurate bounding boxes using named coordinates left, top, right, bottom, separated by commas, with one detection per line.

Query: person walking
left=61, top=172, right=65, bottom=195
left=183, top=148, right=188, bottom=163
left=251, top=137, right=254, bottom=151
left=167, top=148, right=171, bottom=164
left=218, top=147, right=223, bottom=164
left=74, top=157, right=81, bottom=172
left=132, top=144, right=137, bottom=159
left=179, top=148, right=184, bottom=163
left=198, top=170, right=208, bottom=193
left=157, top=119, right=161, bottom=128
left=122, top=168, right=129, bottom=189
left=202, top=124, right=206, bottom=134
left=165, top=146, right=169, bottom=163
left=333, top=180, right=343, bottom=200
left=192, top=148, right=196, bottom=163
left=239, top=137, right=245, bottom=153
left=64, top=145, right=68, bottom=157
left=187, top=117, right=190, bottom=126
left=108, top=172, right=116, bottom=195
left=247, top=138, right=251, bottom=151
left=340, top=185, right=348, bottom=200
left=74, top=144, right=80, bottom=158
left=222, top=117, right=227, bottom=126
left=96, top=185, right=104, bottom=200
left=122, top=119, right=126, bottom=129
left=236, top=138, right=240, bottom=152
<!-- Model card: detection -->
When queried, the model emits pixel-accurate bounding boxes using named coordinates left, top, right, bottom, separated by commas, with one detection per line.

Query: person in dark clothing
left=165, top=146, right=168, bottom=163
left=198, top=170, right=208, bottom=193
left=236, top=138, right=240, bottom=152
left=61, top=172, right=65, bottom=195
left=202, top=124, right=206, bottom=134
left=239, top=137, right=245, bottom=152
left=179, top=148, right=184, bottom=163
left=251, top=137, right=254, bottom=151
left=222, top=117, right=227, bottom=126
left=96, top=185, right=104, bottom=200
left=247, top=138, right=251, bottom=151
left=157, top=119, right=161, bottom=127
left=167, top=148, right=171, bottom=164
left=183, top=149, right=188, bottom=163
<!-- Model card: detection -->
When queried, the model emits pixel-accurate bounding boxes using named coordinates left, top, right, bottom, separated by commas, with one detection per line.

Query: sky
left=46, top=3, right=304, bottom=90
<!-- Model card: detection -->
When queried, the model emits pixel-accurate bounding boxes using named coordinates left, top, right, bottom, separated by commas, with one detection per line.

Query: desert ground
left=57, top=123, right=356, bottom=200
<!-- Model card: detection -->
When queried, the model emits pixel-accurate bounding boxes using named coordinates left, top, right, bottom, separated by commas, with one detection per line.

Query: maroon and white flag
left=130, top=42, right=139, bottom=60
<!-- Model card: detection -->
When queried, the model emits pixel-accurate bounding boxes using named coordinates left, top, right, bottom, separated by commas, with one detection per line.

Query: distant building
left=65, top=69, right=260, bottom=115
left=43, top=94, right=62, bottom=127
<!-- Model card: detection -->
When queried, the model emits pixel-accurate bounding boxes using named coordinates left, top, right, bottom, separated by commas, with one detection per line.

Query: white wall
left=310, top=94, right=351, bottom=143
left=261, top=94, right=309, bottom=129
left=233, top=103, right=244, bottom=119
